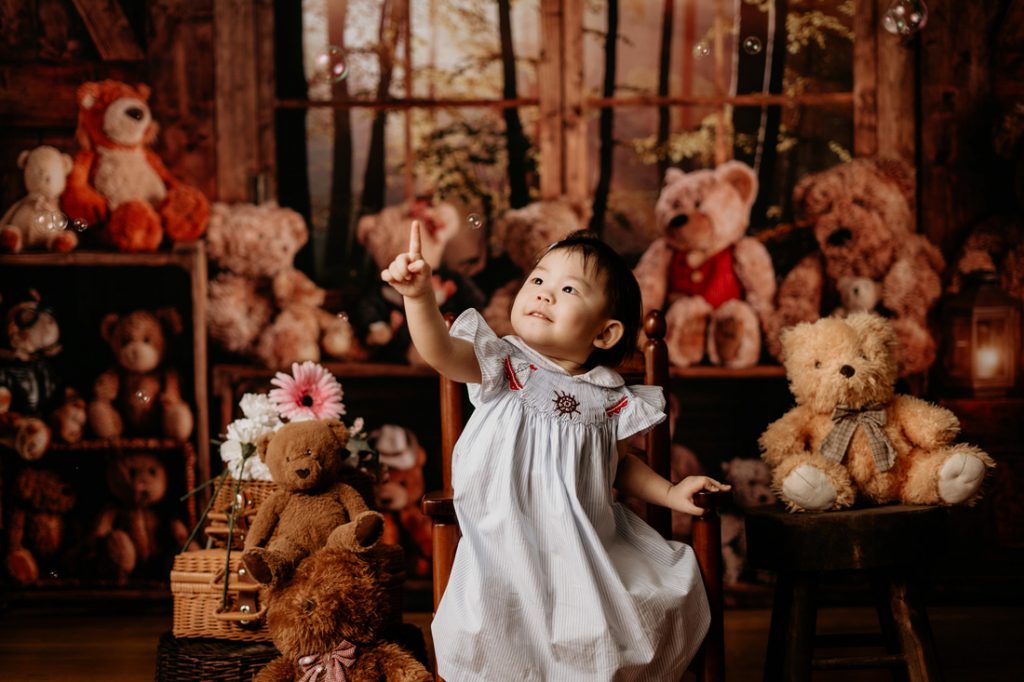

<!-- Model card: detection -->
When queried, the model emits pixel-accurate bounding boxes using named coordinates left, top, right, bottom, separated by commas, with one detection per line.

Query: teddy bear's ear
left=255, top=431, right=274, bottom=462
left=78, top=82, right=102, bottom=110
left=663, top=167, right=686, bottom=186
left=845, top=312, right=896, bottom=353
left=325, top=419, right=349, bottom=445
left=136, top=83, right=152, bottom=100
left=778, top=321, right=812, bottom=362
left=99, top=313, right=121, bottom=345
left=791, top=173, right=815, bottom=218
left=17, top=149, right=30, bottom=170
left=156, top=308, right=183, bottom=336
left=716, top=161, right=758, bottom=208
left=864, top=157, right=915, bottom=207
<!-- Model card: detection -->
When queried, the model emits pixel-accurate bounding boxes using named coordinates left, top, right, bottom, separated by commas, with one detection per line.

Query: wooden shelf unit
left=1, top=241, right=210, bottom=494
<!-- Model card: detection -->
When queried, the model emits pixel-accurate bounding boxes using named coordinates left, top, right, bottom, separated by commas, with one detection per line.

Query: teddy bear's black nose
left=295, top=468, right=310, bottom=479
left=125, top=107, right=145, bottom=121
left=840, top=364, right=855, bottom=378
left=827, top=228, right=852, bottom=247
left=668, top=214, right=689, bottom=229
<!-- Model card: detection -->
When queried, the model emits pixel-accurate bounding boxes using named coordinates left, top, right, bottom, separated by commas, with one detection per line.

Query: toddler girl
left=382, top=223, right=729, bottom=681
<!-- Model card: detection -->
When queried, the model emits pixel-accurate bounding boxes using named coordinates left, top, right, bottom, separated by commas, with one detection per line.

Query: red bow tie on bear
left=298, top=640, right=357, bottom=682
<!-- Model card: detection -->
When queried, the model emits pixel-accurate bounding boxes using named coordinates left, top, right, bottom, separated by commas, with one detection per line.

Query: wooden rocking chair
left=422, top=311, right=728, bottom=682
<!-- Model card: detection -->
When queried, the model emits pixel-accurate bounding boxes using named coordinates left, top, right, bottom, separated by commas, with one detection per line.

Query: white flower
left=227, top=455, right=273, bottom=481
left=239, top=393, right=281, bottom=426
left=219, top=415, right=279, bottom=482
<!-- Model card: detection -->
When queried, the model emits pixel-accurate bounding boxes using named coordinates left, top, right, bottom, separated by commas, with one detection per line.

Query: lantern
left=941, top=270, right=1022, bottom=396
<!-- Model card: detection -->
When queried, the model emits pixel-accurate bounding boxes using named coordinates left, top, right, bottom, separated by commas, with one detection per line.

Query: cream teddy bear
left=760, top=313, right=994, bottom=512
left=633, top=161, right=776, bottom=368
left=1, top=146, right=78, bottom=253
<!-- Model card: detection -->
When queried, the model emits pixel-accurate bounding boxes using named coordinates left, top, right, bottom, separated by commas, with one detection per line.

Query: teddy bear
left=765, top=158, right=946, bottom=377
left=371, top=424, right=433, bottom=578
left=87, top=308, right=194, bottom=441
left=633, top=161, right=777, bottom=368
left=480, top=198, right=590, bottom=337
left=5, top=467, right=76, bottom=585
left=354, top=197, right=485, bottom=361
left=241, top=419, right=385, bottom=587
left=833, top=276, right=882, bottom=318
left=255, top=539, right=432, bottom=682
left=90, top=451, right=196, bottom=583
left=947, top=215, right=1024, bottom=306
left=0, top=145, right=78, bottom=253
left=759, top=313, right=995, bottom=512
left=60, top=80, right=209, bottom=252
left=205, top=201, right=364, bottom=368
left=717, top=457, right=777, bottom=586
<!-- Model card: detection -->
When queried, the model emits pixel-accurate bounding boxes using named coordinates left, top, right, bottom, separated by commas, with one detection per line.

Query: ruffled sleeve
left=449, top=308, right=517, bottom=406
left=615, top=384, right=668, bottom=440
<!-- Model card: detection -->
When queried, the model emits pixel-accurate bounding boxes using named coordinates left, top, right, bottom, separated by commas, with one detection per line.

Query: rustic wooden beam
left=253, top=0, right=277, bottom=200
left=538, top=0, right=564, bottom=200
left=562, top=0, right=587, bottom=203
left=853, top=0, right=879, bottom=157
left=214, top=0, right=259, bottom=202
left=69, top=0, right=144, bottom=61
left=875, top=2, right=916, bottom=168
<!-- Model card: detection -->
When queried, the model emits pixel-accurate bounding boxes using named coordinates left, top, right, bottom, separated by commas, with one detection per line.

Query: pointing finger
left=409, top=220, right=422, bottom=259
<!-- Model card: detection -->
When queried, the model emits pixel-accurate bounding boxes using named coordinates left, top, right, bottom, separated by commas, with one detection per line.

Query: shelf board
left=213, top=361, right=439, bottom=380
left=669, top=365, right=786, bottom=379
left=46, top=437, right=192, bottom=453
left=0, top=241, right=202, bottom=268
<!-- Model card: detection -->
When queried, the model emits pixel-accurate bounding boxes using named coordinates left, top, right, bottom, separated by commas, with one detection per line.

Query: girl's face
left=510, top=249, right=623, bottom=370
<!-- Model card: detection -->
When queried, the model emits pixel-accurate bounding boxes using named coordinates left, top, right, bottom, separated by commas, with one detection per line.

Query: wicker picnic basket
left=171, top=548, right=270, bottom=642
left=204, top=478, right=278, bottom=549
left=155, top=631, right=278, bottom=681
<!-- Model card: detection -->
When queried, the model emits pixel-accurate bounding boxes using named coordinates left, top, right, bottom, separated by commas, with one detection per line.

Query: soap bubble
left=134, top=391, right=152, bottom=405
left=692, top=41, right=710, bottom=59
left=467, top=214, right=483, bottom=230
left=337, top=312, right=349, bottom=322
left=71, top=219, right=89, bottom=233
left=35, top=211, right=67, bottom=232
left=742, top=36, right=763, bottom=55
left=882, top=0, right=928, bottom=36
left=311, top=46, right=349, bottom=84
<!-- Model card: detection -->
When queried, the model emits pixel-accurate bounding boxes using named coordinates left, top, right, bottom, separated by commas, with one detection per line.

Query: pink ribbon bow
left=297, top=640, right=357, bottom=682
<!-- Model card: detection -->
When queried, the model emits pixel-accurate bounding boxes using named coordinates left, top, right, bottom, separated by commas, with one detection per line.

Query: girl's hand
left=665, top=476, right=731, bottom=516
left=381, top=220, right=433, bottom=299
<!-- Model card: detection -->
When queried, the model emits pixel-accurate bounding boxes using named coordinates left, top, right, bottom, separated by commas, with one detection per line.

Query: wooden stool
left=746, top=504, right=947, bottom=682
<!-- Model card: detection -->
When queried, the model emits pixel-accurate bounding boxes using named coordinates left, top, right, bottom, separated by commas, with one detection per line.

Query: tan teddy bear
left=482, top=198, right=590, bottom=337
left=633, top=161, right=776, bottom=368
left=372, top=424, right=432, bottom=578
left=760, top=313, right=994, bottom=512
left=87, top=309, right=194, bottom=441
left=1, top=145, right=78, bottom=253
left=242, top=419, right=385, bottom=587
left=5, top=468, right=76, bottom=585
left=766, top=158, right=945, bottom=376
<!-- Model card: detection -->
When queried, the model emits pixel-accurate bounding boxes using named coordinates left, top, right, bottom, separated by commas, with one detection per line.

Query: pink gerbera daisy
left=269, top=361, right=345, bottom=421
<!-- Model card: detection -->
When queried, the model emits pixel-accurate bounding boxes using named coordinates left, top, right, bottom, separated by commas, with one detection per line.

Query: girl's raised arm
left=381, top=221, right=482, bottom=384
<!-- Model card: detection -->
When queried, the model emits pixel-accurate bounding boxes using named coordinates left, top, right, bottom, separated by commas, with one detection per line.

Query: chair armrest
left=422, top=490, right=456, bottom=524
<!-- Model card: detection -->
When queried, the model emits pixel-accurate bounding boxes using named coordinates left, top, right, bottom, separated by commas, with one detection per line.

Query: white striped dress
left=432, top=309, right=710, bottom=682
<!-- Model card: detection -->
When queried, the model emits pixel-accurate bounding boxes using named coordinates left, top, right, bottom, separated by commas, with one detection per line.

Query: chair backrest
left=426, top=310, right=725, bottom=682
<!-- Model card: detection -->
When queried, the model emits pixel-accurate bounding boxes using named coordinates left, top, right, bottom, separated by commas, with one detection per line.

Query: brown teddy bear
left=256, top=540, right=432, bottom=682
left=60, top=80, right=208, bottom=252
left=372, top=424, right=433, bottom=578
left=766, top=158, right=945, bottom=376
left=87, top=309, right=194, bottom=441
left=91, top=451, right=195, bottom=583
left=0, top=145, right=78, bottom=253
left=5, top=467, right=76, bottom=585
left=633, top=161, right=776, bottom=368
left=206, top=201, right=362, bottom=368
left=242, top=419, right=385, bottom=587
left=481, top=198, right=590, bottom=336
left=759, top=313, right=994, bottom=512
left=947, top=215, right=1024, bottom=306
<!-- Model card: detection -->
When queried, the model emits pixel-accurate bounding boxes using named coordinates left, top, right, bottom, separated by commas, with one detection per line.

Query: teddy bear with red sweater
left=60, top=80, right=208, bottom=252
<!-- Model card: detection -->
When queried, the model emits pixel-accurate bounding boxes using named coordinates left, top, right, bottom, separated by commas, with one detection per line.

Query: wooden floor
left=0, top=604, right=1020, bottom=681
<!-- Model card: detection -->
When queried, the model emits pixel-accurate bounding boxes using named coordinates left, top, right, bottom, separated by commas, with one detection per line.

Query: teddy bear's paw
left=105, top=529, right=137, bottom=575
left=242, top=549, right=275, bottom=585
left=937, top=452, right=987, bottom=505
left=781, top=465, right=837, bottom=511
left=1, top=227, right=23, bottom=253
left=354, top=511, right=385, bottom=548
left=6, top=548, right=39, bottom=585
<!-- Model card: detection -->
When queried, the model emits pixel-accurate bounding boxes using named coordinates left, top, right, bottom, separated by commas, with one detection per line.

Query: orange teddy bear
left=61, top=80, right=208, bottom=252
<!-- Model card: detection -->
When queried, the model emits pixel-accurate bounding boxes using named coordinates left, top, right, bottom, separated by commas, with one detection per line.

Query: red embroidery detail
left=504, top=356, right=523, bottom=391
left=529, top=364, right=537, bottom=370
left=606, top=397, right=629, bottom=416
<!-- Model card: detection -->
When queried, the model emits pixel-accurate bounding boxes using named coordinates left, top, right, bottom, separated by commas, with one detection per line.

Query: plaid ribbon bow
left=819, top=404, right=897, bottom=472
left=298, top=640, right=357, bottom=682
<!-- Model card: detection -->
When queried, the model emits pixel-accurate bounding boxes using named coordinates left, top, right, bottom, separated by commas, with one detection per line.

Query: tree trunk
left=359, top=0, right=403, bottom=217
left=656, top=0, right=675, bottom=180
left=590, top=0, right=618, bottom=235
left=498, top=0, right=529, bottom=209
left=325, top=0, right=353, bottom=286
left=275, top=0, right=313, bottom=272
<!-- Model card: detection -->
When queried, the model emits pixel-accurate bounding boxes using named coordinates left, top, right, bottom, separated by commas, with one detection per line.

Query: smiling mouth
left=527, top=311, right=552, bottom=322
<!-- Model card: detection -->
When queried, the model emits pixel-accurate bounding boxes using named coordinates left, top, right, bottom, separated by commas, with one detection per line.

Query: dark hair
left=541, top=230, right=642, bottom=369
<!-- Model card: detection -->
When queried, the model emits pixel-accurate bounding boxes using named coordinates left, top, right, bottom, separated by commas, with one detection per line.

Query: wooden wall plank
left=853, top=0, right=878, bottom=157
left=254, top=0, right=277, bottom=200
left=69, top=0, right=144, bottom=61
left=874, top=3, right=916, bottom=167
left=562, top=0, right=586, bottom=202
left=213, top=0, right=259, bottom=202
left=0, top=62, right=144, bottom=127
left=538, top=0, right=563, bottom=199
